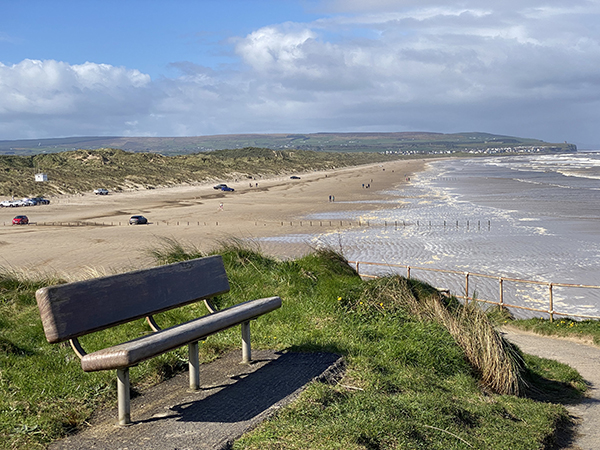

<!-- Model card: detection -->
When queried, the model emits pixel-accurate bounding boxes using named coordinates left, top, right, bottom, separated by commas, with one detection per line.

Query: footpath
left=502, top=328, right=600, bottom=450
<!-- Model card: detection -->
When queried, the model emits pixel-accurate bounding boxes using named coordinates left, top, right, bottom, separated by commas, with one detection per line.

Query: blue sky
left=2, top=0, right=600, bottom=148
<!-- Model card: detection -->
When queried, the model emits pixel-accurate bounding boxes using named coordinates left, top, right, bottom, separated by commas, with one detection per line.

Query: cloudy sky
left=1, top=0, right=599, bottom=148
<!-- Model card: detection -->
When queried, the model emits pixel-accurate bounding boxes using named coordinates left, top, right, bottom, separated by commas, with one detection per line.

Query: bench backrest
left=36, top=255, right=230, bottom=343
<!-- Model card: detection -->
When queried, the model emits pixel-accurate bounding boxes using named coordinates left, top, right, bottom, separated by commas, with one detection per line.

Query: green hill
left=0, top=132, right=576, bottom=156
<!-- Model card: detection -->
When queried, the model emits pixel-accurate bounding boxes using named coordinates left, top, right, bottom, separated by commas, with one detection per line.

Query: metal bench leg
left=189, top=341, right=200, bottom=390
left=117, top=368, right=131, bottom=426
left=241, top=320, right=251, bottom=363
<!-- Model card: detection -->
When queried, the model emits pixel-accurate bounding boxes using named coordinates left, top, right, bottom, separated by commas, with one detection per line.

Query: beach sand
left=0, top=159, right=425, bottom=279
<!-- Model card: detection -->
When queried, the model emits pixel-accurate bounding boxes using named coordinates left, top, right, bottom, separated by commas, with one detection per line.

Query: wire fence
left=1, top=219, right=494, bottom=230
left=349, top=260, right=600, bottom=322
left=3, top=213, right=597, bottom=322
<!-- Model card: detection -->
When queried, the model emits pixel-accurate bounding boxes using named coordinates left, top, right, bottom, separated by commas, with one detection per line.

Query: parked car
left=19, top=198, right=35, bottom=206
left=12, top=215, right=29, bottom=225
left=290, top=176, right=301, bottom=179
left=0, top=200, right=14, bottom=207
left=213, top=184, right=228, bottom=190
left=221, top=186, right=235, bottom=192
left=94, top=188, right=109, bottom=195
left=32, top=197, right=50, bottom=205
left=129, top=215, right=148, bottom=225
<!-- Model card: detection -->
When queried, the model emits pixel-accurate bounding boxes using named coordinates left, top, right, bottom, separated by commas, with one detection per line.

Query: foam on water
left=259, top=153, right=600, bottom=317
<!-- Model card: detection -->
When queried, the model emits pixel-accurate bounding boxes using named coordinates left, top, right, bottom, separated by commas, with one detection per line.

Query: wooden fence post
left=549, top=283, right=554, bottom=322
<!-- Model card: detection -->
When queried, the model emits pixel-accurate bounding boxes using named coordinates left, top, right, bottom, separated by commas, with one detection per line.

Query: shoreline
left=0, top=158, right=428, bottom=279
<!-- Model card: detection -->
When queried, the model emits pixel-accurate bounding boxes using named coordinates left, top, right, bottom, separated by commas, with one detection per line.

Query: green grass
left=508, top=317, right=600, bottom=346
left=0, top=244, right=586, bottom=449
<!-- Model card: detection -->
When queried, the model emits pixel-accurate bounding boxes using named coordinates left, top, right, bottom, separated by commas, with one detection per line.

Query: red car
left=12, top=215, right=29, bottom=225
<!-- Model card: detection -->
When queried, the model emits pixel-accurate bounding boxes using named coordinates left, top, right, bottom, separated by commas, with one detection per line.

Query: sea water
left=261, top=152, right=600, bottom=318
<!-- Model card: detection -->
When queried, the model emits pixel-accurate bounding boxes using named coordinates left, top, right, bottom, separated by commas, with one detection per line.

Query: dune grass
left=0, top=243, right=586, bottom=449
left=0, top=147, right=398, bottom=197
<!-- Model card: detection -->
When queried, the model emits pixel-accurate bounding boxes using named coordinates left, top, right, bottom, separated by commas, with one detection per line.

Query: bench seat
left=36, top=255, right=283, bottom=425
left=81, top=296, right=281, bottom=372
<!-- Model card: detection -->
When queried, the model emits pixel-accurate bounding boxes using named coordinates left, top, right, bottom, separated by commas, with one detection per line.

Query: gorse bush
left=0, top=243, right=585, bottom=449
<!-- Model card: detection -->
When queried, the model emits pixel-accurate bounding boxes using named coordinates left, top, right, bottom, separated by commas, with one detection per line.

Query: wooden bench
left=35, top=255, right=282, bottom=426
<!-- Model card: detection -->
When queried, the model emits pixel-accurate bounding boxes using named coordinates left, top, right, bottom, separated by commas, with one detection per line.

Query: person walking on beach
left=218, top=202, right=223, bottom=211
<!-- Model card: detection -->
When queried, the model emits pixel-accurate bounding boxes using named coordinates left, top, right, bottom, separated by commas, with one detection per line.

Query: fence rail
left=349, top=260, right=600, bottom=322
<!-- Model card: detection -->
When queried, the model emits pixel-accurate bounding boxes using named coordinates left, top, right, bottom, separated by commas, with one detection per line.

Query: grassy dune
left=0, top=147, right=399, bottom=197
left=0, top=242, right=586, bottom=449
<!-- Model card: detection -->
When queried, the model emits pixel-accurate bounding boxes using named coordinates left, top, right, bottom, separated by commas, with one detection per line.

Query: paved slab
left=49, top=350, right=343, bottom=450
left=502, top=328, right=600, bottom=450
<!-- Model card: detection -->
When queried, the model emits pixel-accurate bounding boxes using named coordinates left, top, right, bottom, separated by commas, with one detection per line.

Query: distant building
left=35, top=173, right=48, bottom=182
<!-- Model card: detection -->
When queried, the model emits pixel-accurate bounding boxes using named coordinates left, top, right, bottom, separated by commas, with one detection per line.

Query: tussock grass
left=0, top=243, right=585, bottom=449
left=346, top=276, right=524, bottom=395
left=147, top=237, right=205, bottom=265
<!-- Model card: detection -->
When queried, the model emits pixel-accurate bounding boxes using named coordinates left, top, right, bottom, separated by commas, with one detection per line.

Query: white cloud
left=235, top=25, right=318, bottom=72
left=2, top=1, right=600, bottom=147
left=0, top=59, right=154, bottom=137
left=0, top=59, right=151, bottom=115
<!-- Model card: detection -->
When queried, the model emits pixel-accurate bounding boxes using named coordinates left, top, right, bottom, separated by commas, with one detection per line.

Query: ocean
left=262, top=152, right=600, bottom=319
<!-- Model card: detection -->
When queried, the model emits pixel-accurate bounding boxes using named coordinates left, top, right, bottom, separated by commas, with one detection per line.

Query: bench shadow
left=140, top=352, right=342, bottom=425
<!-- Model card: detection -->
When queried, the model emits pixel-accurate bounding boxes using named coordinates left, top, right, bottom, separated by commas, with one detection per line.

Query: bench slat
left=81, top=296, right=282, bottom=372
left=36, top=255, right=230, bottom=343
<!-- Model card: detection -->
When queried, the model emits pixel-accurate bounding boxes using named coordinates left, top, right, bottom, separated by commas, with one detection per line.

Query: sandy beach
left=0, top=159, right=425, bottom=279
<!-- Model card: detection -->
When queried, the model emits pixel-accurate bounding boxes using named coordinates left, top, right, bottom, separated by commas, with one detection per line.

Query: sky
left=1, top=0, right=600, bottom=148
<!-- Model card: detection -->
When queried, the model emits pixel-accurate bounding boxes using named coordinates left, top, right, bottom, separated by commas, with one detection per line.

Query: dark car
left=221, top=186, right=235, bottom=192
left=213, top=184, right=228, bottom=190
left=290, top=176, right=301, bottom=179
left=32, top=197, right=50, bottom=205
left=12, top=215, right=29, bottom=225
left=129, top=215, right=148, bottom=225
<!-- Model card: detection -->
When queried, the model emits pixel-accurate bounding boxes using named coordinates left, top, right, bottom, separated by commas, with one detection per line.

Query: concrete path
left=49, top=350, right=342, bottom=450
left=502, top=328, right=600, bottom=450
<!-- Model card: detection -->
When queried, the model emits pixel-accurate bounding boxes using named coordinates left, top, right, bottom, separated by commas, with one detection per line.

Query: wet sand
left=0, top=159, right=425, bottom=279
